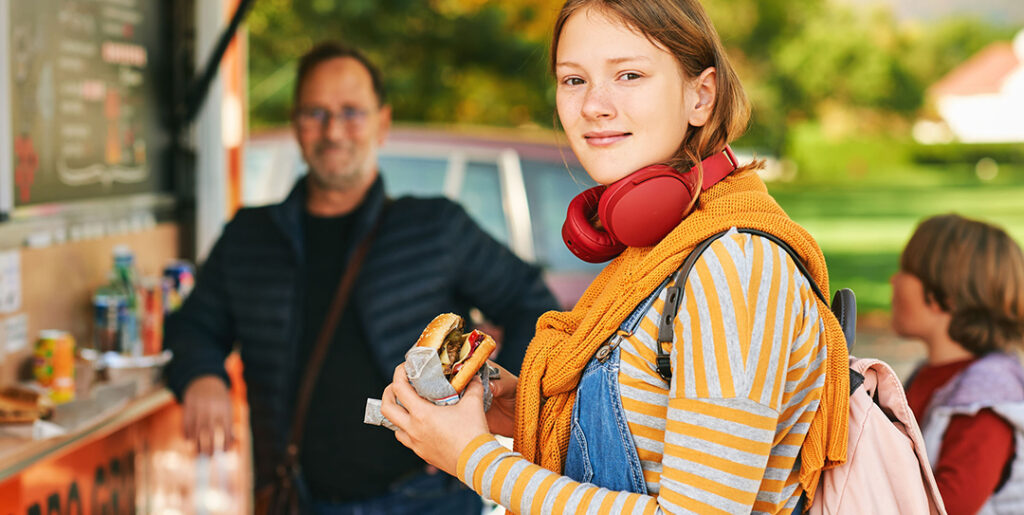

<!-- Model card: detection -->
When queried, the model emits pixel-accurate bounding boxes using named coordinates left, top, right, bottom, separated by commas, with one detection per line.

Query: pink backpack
left=808, top=356, right=947, bottom=514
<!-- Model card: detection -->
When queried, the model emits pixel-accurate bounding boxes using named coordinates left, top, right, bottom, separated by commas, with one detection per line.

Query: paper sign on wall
left=4, top=313, right=28, bottom=355
left=0, top=250, right=21, bottom=313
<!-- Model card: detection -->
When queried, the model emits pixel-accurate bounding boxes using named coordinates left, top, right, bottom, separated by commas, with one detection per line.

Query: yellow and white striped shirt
left=458, top=230, right=827, bottom=514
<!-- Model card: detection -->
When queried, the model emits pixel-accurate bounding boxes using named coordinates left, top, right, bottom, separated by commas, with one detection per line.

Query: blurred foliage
left=911, top=142, right=1024, bottom=165
left=785, top=121, right=916, bottom=182
left=248, top=0, right=563, bottom=129
left=247, top=0, right=1017, bottom=153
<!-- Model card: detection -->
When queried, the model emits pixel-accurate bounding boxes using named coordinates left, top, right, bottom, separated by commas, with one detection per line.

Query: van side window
left=460, top=161, right=508, bottom=245
left=521, top=161, right=602, bottom=273
left=379, top=156, right=448, bottom=198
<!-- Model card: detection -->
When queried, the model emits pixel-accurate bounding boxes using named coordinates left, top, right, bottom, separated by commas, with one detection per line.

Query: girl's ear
left=688, top=67, right=717, bottom=127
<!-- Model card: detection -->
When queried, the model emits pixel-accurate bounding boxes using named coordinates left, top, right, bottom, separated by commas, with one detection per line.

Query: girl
left=381, top=1, right=850, bottom=513
left=894, top=214, right=1024, bottom=515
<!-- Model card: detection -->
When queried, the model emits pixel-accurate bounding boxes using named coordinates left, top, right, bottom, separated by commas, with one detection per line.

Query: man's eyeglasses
left=294, top=106, right=370, bottom=130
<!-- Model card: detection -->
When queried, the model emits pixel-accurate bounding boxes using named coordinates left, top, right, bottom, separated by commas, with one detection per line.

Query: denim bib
left=563, top=281, right=667, bottom=493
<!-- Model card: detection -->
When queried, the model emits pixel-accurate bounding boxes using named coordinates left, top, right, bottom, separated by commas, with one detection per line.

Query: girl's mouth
left=584, top=131, right=632, bottom=147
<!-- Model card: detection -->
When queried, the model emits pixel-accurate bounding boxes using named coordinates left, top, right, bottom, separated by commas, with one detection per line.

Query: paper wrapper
left=364, top=347, right=496, bottom=430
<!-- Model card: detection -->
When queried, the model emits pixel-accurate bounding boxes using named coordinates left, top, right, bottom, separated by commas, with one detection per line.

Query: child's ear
left=923, top=291, right=948, bottom=315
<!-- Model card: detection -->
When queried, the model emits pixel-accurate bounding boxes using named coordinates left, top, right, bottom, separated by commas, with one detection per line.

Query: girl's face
left=554, top=7, right=712, bottom=185
left=890, top=271, right=948, bottom=341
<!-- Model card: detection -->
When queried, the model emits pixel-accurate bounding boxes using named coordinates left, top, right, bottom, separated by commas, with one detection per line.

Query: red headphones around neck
left=561, top=146, right=739, bottom=263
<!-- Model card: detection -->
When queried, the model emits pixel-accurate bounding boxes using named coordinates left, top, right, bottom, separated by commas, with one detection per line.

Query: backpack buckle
left=656, top=353, right=672, bottom=382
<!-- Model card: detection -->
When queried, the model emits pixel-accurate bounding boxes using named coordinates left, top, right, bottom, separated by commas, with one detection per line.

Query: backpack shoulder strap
left=653, top=231, right=729, bottom=380
left=654, top=228, right=828, bottom=381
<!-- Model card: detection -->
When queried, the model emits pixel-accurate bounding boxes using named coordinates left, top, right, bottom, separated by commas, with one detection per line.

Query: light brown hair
left=901, top=214, right=1024, bottom=355
left=550, top=0, right=759, bottom=204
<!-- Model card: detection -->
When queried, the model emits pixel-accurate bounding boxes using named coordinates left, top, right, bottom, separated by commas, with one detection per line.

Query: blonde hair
left=550, top=0, right=760, bottom=207
left=901, top=214, right=1024, bottom=355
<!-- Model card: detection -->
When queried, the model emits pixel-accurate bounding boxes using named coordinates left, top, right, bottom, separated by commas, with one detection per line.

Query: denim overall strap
left=563, top=281, right=669, bottom=493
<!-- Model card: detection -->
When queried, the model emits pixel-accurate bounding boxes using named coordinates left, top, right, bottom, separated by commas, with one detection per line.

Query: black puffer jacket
left=164, top=175, right=558, bottom=487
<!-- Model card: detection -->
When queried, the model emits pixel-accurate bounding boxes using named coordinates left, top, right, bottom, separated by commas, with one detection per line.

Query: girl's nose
left=581, top=83, right=615, bottom=120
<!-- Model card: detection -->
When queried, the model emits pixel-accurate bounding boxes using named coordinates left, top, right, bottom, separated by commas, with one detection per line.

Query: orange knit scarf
left=513, top=169, right=848, bottom=505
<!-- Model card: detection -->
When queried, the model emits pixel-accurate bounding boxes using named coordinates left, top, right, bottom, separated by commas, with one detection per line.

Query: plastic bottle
left=92, top=275, right=127, bottom=353
left=111, top=246, right=142, bottom=356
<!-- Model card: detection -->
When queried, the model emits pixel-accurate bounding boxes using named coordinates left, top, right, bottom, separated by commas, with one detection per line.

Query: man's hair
left=901, top=213, right=1024, bottom=355
left=293, top=41, right=387, bottom=106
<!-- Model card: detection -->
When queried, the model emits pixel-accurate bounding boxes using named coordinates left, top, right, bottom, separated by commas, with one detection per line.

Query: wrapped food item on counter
left=0, top=385, right=54, bottom=424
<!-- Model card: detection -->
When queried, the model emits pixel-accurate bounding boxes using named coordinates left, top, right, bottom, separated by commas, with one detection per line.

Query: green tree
left=247, top=0, right=556, bottom=128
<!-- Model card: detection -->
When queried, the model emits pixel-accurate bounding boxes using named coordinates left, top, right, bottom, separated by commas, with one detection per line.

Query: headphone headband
left=694, top=146, right=739, bottom=192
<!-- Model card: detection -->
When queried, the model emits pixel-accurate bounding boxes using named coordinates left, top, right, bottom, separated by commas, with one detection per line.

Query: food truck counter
left=0, top=359, right=251, bottom=513
left=0, top=387, right=174, bottom=483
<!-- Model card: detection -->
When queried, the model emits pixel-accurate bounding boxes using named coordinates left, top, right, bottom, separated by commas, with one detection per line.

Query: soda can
left=35, top=331, right=75, bottom=403
left=93, top=293, right=124, bottom=353
left=163, top=261, right=195, bottom=313
left=51, top=332, right=76, bottom=403
left=33, top=331, right=60, bottom=387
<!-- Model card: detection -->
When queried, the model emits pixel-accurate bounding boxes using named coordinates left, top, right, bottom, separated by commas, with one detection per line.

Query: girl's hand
left=484, top=361, right=518, bottom=437
left=381, top=364, right=490, bottom=476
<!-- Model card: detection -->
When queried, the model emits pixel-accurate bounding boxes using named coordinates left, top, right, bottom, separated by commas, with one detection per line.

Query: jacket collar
left=269, top=174, right=387, bottom=260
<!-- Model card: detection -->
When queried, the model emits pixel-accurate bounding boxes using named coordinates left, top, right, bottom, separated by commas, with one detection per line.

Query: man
left=164, top=42, right=558, bottom=513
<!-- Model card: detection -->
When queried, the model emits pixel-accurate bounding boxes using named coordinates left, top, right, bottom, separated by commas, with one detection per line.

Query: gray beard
left=306, top=166, right=365, bottom=191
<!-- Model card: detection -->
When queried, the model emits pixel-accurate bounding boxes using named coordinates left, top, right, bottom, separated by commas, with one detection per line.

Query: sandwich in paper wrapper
left=365, top=313, right=497, bottom=431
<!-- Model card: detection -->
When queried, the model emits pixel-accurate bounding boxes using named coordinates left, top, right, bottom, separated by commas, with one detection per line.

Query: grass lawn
left=766, top=173, right=1024, bottom=320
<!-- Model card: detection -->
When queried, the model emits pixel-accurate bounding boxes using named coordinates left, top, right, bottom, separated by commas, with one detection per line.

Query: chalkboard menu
left=6, top=0, right=168, bottom=208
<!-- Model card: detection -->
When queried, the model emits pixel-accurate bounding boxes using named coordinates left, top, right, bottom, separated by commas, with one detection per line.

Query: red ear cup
left=597, top=164, right=691, bottom=247
left=561, top=146, right=739, bottom=263
left=561, top=186, right=627, bottom=263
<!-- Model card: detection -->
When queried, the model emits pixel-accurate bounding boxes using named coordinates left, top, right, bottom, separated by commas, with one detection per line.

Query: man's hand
left=484, top=361, right=518, bottom=437
left=182, top=375, right=235, bottom=455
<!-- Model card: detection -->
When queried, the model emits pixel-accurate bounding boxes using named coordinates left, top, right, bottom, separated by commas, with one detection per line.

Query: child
left=381, top=1, right=851, bottom=512
left=895, top=214, right=1024, bottom=515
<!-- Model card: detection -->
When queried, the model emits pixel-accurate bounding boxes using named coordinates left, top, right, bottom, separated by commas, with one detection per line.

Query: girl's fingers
left=380, top=384, right=412, bottom=430
left=389, top=365, right=434, bottom=409
left=461, top=376, right=484, bottom=401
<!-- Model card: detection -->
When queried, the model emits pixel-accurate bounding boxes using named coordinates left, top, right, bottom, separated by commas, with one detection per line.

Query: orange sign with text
left=2, top=416, right=139, bottom=514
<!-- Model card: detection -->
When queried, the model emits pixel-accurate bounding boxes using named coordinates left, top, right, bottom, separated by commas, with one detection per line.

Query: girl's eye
left=562, top=77, right=585, bottom=86
left=620, top=72, right=642, bottom=81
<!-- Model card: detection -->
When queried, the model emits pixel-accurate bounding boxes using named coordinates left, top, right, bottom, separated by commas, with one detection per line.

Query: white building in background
left=915, top=29, right=1024, bottom=144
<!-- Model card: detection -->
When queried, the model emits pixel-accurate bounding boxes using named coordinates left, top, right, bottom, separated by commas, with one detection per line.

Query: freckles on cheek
left=556, top=92, right=580, bottom=121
